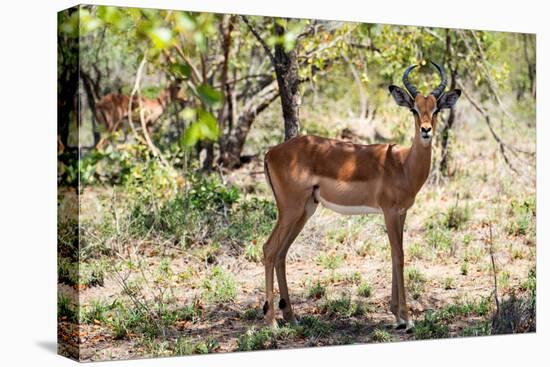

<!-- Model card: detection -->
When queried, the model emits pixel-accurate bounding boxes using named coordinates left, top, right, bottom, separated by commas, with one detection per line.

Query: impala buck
left=262, top=61, right=461, bottom=330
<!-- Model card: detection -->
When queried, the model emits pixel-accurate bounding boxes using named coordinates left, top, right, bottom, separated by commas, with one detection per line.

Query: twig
left=127, top=55, right=147, bottom=138
left=174, top=43, right=203, bottom=85
left=422, top=27, right=445, bottom=42
left=459, top=30, right=527, bottom=131
left=240, top=16, right=276, bottom=64
left=303, top=26, right=355, bottom=59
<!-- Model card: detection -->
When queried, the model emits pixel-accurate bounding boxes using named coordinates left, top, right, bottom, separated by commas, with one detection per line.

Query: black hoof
left=395, top=322, right=407, bottom=330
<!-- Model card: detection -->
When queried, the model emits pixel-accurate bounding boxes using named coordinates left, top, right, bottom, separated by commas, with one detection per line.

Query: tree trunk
left=80, top=72, right=101, bottom=146
left=219, top=82, right=279, bottom=168
left=273, top=21, right=301, bottom=141
left=522, top=34, right=536, bottom=99
left=58, top=17, right=79, bottom=150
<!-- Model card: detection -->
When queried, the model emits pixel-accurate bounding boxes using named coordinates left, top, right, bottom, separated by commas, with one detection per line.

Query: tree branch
left=456, top=80, right=520, bottom=175
left=240, top=16, right=276, bottom=64
left=128, top=54, right=169, bottom=167
left=459, top=30, right=520, bottom=128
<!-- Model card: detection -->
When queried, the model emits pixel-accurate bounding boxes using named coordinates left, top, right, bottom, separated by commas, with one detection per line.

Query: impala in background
left=262, top=61, right=461, bottom=331
left=92, top=81, right=185, bottom=148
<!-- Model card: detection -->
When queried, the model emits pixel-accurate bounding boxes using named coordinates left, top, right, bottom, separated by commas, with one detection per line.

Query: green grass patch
left=80, top=299, right=112, bottom=324
left=442, top=203, right=471, bottom=230
left=237, top=326, right=297, bottom=351
left=201, top=266, right=237, bottom=304
left=320, top=294, right=368, bottom=318
left=357, top=282, right=372, bottom=298
left=172, top=337, right=219, bottom=355
left=414, top=311, right=450, bottom=340
left=325, top=271, right=362, bottom=285
left=425, top=226, right=453, bottom=253
left=315, top=253, right=344, bottom=270
left=370, top=328, right=394, bottom=342
left=58, top=294, right=78, bottom=322
left=505, top=198, right=535, bottom=236
left=298, top=315, right=332, bottom=338
left=306, top=280, right=327, bottom=300
left=58, top=258, right=105, bottom=287
left=408, top=242, right=427, bottom=260
left=405, top=267, right=427, bottom=300
left=241, top=307, right=263, bottom=321
left=414, top=297, right=493, bottom=340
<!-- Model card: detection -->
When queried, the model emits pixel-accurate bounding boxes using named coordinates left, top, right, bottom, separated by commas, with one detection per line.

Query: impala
left=94, top=82, right=184, bottom=146
left=262, top=61, right=461, bottom=330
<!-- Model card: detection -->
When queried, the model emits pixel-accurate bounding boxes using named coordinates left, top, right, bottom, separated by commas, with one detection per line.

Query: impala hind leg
left=275, top=197, right=317, bottom=324
left=262, top=219, right=283, bottom=328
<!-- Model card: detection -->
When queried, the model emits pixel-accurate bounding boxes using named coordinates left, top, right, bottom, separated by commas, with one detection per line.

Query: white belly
left=314, top=191, right=382, bottom=215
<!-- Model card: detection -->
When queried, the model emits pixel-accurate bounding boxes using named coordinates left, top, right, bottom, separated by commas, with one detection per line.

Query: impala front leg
left=384, top=209, right=413, bottom=331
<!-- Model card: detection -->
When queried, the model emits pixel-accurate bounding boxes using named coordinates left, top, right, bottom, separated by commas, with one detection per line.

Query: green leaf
left=169, top=62, right=191, bottom=79
left=197, top=84, right=223, bottom=107
left=182, top=109, right=219, bottom=146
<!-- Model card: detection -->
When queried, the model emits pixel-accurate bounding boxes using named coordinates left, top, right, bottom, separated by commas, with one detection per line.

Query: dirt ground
left=58, top=120, right=535, bottom=360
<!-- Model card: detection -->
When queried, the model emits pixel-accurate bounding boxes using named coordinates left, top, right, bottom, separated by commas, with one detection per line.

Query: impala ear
left=389, top=85, right=414, bottom=108
left=437, top=89, right=462, bottom=109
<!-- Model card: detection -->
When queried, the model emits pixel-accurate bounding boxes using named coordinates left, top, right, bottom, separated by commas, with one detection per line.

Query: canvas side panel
left=57, top=5, right=81, bottom=362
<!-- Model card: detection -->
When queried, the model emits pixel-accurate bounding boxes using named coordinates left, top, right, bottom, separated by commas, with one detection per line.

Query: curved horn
left=402, top=64, right=418, bottom=98
left=430, top=60, right=447, bottom=98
